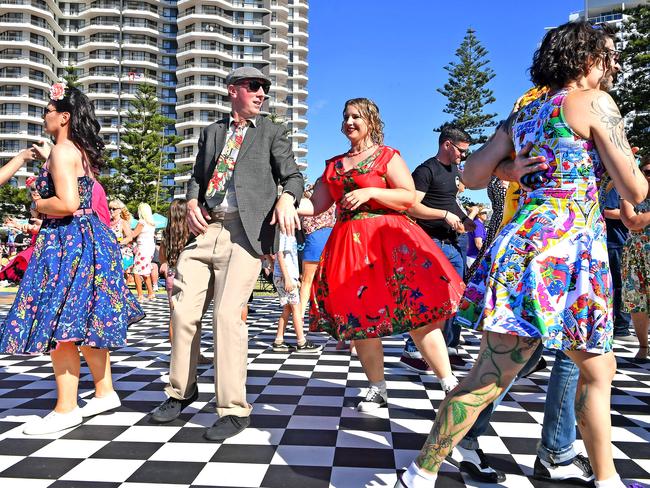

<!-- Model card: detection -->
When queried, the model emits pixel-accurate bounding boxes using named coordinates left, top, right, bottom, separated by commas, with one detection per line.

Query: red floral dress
left=309, top=146, right=464, bottom=340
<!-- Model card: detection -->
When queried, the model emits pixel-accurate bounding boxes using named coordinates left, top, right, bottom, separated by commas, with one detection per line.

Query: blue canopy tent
left=130, top=213, right=167, bottom=229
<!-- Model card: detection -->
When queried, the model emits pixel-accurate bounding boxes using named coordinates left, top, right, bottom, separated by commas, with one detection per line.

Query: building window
left=0, top=121, right=20, bottom=133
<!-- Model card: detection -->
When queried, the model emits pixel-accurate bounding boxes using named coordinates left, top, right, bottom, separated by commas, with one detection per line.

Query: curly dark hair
left=529, top=21, right=616, bottom=90
left=51, top=85, right=105, bottom=171
left=162, top=199, right=190, bottom=268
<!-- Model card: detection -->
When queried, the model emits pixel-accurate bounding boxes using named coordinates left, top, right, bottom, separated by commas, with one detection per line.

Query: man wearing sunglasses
left=404, top=125, right=474, bottom=367
left=151, top=66, right=304, bottom=442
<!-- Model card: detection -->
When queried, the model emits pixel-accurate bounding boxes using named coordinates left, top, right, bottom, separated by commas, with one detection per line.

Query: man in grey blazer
left=151, top=67, right=304, bottom=441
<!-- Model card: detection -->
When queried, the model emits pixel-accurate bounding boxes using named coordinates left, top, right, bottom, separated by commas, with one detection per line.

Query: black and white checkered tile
left=0, top=295, right=649, bottom=487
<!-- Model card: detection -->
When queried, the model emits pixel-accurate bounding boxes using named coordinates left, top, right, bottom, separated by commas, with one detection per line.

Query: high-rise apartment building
left=570, top=1, right=645, bottom=27
left=0, top=0, right=308, bottom=196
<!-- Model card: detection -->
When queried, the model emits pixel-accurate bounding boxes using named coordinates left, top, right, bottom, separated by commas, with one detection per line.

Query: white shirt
left=273, top=233, right=299, bottom=283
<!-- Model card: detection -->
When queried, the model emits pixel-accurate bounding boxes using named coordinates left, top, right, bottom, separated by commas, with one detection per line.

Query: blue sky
left=304, top=0, right=584, bottom=202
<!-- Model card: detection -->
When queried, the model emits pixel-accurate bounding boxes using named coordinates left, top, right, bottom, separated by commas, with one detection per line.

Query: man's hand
left=271, top=193, right=300, bottom=235
left=444, top=212, right=464, bottom=233
left=284, top=277, right=295, bottom=293
left=187, top=198, right=211, bottom=235
left=31, top=141, right=51, bottom=161
left=495, top=142, right=547, bottom=191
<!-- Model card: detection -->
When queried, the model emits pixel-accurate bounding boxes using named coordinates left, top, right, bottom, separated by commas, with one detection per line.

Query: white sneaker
left=79, top=391, right=121, bottom=418
left=357, top=386, right=388, bottom=412
left=23, top=408, right=83, bottom=435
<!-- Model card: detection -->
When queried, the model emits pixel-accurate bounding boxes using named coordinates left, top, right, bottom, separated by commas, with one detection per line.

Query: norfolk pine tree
left=437, top=28, right=497, bottom=143
left=61, top=66, right=80, bottom=88
left=101, top=84, right=184, bottom=214
left=614, top=4, right=650, bottom=155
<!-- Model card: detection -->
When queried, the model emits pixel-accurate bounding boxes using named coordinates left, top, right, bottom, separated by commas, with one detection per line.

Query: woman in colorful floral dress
left=397, top=22, right=647, bottom=488
left=620, top=156, right=650, bottom=363
left=299, top=98, right=464, bottom=412
left=0, top=83, right=144, bottom=435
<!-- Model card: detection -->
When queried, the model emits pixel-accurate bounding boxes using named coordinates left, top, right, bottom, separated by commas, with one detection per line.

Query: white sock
left=401, top=461, right=437, bottom=487
left=594, top=474, right=624, bottom=488
left=370, top=380, right=387, bottom=396
left=440, top=375, right=458, bottom=393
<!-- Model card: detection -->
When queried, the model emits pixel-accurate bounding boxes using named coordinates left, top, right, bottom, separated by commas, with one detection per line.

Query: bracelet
left=443, top=210, right=448, bottom=221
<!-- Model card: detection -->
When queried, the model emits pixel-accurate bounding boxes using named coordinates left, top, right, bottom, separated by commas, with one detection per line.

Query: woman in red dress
left=299, top=98, right=464, bottom=411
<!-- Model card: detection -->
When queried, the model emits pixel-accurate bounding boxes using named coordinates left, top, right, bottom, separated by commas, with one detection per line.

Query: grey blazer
left=186, top=115, right=304, bottom=256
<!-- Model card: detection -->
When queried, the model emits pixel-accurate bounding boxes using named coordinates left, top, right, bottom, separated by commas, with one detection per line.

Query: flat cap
left=225, top=67, right=271, bottom=86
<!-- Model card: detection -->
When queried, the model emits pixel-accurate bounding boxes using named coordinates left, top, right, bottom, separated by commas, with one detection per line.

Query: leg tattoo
left=416, top=334, right=538, bottom=473
left=575, top=383, right=589, bottom=429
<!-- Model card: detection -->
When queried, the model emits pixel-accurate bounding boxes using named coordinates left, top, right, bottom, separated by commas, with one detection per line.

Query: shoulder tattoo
left=590, top=95, right=636, bottom=175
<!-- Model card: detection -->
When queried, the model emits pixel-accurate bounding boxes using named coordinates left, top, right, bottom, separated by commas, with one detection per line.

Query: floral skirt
left=133, top=241, right=154, bottom=276
left=309, top=214, right=463, bottom=340
left=622, top=233, right=650, bottom=314
left=455, top=196, right=613, bottom=354
left=0, top=214, right=144, bottom=354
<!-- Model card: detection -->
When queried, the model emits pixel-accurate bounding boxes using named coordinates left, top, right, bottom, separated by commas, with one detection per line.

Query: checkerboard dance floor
left=0, top=296, right=649, bottom=488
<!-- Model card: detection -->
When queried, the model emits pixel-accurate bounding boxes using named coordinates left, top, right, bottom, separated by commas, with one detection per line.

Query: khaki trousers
left=165, top=212, right=260, bottom=417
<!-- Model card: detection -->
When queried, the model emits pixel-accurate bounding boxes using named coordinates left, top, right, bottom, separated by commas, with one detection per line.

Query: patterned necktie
left=205, top=120, right=248, bottom=207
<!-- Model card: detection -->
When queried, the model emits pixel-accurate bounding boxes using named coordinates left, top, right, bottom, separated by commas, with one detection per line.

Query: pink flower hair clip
left=49, top=81, right=67, bottom=101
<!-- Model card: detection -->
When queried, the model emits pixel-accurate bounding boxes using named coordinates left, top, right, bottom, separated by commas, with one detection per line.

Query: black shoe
left=204, top=415, right=250, bottom=441
left=357, top=386, right=388, bottom=412
left=449, top=354, right=471, bottom=371
left=447, top=446, right=506, bottom=483
left=295, top=340, right=323, bottom=354
left=522, top=356, right=547, bottom=378
left=272, top=341, right=292, bottom=352
left=533, top=454, right=594, bottom=485
left=150, top=388, right=198, bottom=423
left=393, top=472, right=408, bottom=487
left=399, top=355, right=434, bottom=375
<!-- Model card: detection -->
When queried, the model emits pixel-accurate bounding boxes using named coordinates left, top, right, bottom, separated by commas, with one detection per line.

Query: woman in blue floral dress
left=397, top=22, right=648, bottom=488
left=0, top=82, right=144, bottom=435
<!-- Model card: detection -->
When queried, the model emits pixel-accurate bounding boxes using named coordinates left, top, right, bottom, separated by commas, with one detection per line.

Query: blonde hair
left=109, top=198, right=125, bottom=209
left=137, top=202, right=155, bottom=227
left=120, top=207, right=131, bottom=221
left=109, top=199, right=129, bottom=221
left=341, top=98, right=384, bottom=146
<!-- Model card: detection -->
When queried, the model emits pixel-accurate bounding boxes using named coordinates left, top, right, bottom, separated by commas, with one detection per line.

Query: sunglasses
left=642, top=169, right=650, bottom=177
left=605, top=48, right=621, bottom=63
left=109, top=206, right=122, bottom=211
left=42, top=107, right=57, bottom=118
left=449, top=140, right=468, bottom=157
left=237, top=79, right=270, bottom=94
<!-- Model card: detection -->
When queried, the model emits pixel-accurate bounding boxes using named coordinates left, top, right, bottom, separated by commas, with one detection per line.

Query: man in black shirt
left=406, top=126, right=472, bottom=364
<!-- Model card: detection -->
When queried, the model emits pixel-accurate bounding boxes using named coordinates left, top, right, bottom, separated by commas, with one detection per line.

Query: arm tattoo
left=590, top=96, right=637, bottom=175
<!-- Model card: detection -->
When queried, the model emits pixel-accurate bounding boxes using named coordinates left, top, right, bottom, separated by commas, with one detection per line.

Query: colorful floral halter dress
left=456, top=89, right=613, bottom=353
